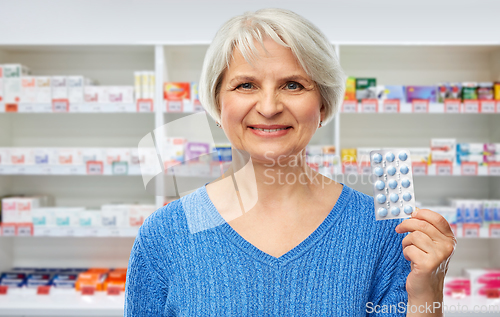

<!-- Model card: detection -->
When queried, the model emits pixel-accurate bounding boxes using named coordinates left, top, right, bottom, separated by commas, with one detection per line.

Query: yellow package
left=494, top=83, right=500, bottom=100
left=341, top=148, right=357, bottom=163
left=344, top=77, right=356, bottom=100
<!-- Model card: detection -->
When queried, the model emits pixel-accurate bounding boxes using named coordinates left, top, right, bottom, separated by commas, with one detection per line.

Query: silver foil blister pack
left=370, top=149, right=416, bottom=220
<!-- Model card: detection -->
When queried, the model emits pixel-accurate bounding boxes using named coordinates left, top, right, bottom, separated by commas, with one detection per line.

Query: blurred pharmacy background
left=1, top=0, right=500, bottom=316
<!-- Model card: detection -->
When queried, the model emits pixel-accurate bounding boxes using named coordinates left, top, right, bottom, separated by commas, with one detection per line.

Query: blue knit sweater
left=124, top=183, right=411, bottom=316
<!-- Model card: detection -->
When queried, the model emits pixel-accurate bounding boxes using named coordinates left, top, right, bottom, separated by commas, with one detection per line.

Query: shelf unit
left=0, top=43, right=499, bottom=316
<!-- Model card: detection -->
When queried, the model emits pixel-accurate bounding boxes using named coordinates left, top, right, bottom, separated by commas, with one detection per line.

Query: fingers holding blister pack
left=371, top=149, right=416, bottom=221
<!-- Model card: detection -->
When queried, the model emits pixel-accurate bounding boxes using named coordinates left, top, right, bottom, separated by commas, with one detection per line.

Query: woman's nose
left=254, top=90, right=283, bottom=118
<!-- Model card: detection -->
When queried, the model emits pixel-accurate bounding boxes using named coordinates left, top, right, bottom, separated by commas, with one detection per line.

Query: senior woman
left=125, top=8, right=456, bottom=316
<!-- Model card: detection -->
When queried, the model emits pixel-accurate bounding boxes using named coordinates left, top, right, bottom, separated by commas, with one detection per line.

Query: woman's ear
left=319, top=103, right=326, bottom=122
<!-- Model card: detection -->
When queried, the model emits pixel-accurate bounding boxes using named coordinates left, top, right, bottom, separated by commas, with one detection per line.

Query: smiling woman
left=124, top=8, right=455, bottom=317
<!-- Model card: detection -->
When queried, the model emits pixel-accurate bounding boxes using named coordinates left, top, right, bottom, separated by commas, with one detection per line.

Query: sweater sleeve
left=124, top=230, right=169, bottom=317
left=366, top=219, right=412, bottom=316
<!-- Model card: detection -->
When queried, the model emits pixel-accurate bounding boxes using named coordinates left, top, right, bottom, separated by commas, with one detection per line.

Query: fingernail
left=412, top=207, right=419, bottom=218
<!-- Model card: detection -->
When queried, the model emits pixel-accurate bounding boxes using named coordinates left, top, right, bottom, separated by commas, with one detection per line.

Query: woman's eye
left=286, top=82, right=303, bottom=90
left=238, top=83, right=253, bottom=90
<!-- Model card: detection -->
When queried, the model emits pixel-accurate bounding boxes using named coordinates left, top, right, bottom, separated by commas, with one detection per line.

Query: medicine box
left=344, top=77, right=356, bottom=101
left=79, top=209, right=101, bottom=227
left=164, top=82, right=191, bottom=112
left=431, top=139, right=456, bottom=152
left=35, top=77, right=52, bottom=103
left=191, top=82, right=204, bottom=112
left=382, top=85, right=406, bottom=102
left=68, top=76, right=92, bottom=104
left=408, top=148, right=431, bottom=164
left=466, top=269, right=500, bottom=298
left=21, top=77, right=36, bottom=103
left=10, top=148, right=34, bottom=165
left=55, top=207, right=83, bottom=227
left=105, top=148, right=130, bottom=165
left=101, top=204, right=129, bottom=227
left=79, top=148, right=105, bottom=165
left=4, top=78, right=22, bottom=103
left=2, top=197, right=43, bottom=224
left=107, top=86, right=134, bottom=104
left=355, top=78, right=376, bottom=101
left=406, top=86, right=437, bottom=102
left=51, top=77, right=68, bottom=100
left=33, top=148, right=57, bottom=165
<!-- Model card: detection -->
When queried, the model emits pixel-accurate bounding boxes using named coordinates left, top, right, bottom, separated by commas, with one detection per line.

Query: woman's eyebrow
left=229, top=75, right=311, bottom=83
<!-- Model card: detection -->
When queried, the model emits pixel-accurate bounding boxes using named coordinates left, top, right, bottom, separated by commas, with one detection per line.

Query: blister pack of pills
left=370, top=149, right=416, bottom=220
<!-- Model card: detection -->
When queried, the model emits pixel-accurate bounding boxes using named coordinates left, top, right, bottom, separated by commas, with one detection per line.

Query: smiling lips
left=248, top=124, right=292, bottom=137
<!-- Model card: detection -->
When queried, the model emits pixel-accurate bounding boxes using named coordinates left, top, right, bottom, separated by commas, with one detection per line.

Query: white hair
left=198, top=8, right=346, bottom=126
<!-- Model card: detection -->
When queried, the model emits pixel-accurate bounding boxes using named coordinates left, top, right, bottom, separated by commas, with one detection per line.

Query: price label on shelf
left=81, top=286, right=95, bottom=296
left=52, top=99, right=69, bottom=113
left=444, top=99, right=461, bottom=113
left=117, top=104, right=127, bottom=112
left=412, top=163, right=427, bottom=176
left=5, top=103, right=18, bottom=112
left=463, top=224, right=480, bottom=238
left=69, top=166, right=79, bottom=175
left=489, top=163, right=500, bottom=176
left=107, top=285, right=122, bottom=296
left=0, top=286, right=7, bottom=295
left=86, top=161, right=103, bottom=175
left=464, top=100, right=479, bottom=113
left=361, top=99, right=378, bottom=113
left=64, top=228, right=75, bottom=236
left=84, top=228, right=99, bottom=237
left=37, top=285, right=50, bottom=295
left=90, top=104, right=101, bottom=112
left=497, top=101, right=500, bottom=113
left=193, top=102, right=204, bottom=113
left=383, top=99, right=399, bottom=113
left=341, top=100, right=357, bottom=113
left=461, top=162, right=478, bottom=176
left=360, top=163, right=372, bottom=175
left=490, top=224, right=500, bottom=238
left=16, top=166, right=26, bottom=174
left=137, top=99, right=153, bottom=112
left=112, top=162, right=128, bottom=175
left=343, top=164, right=358, bottom=175
left=480, top=100, right=496, bottom=113
left=166, top=100, right=183, bottom=112
left=17, top=224, right=33, bottom=236
left=21, top=104, right=34, bottom=112
left=436, top=163, right=452, bottom=176
left=2, top=225, right=16, bottom=236
left=109, top=228, right=120, bottom=237
left=412, top=99, right=429, bottom=113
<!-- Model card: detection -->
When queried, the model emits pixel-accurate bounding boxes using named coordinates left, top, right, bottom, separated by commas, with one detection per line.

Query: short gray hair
left=199, top=8, right=346, bottom=126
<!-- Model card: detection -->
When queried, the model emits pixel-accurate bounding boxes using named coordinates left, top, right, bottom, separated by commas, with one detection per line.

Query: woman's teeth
left=251, top=127, right=289, bottom=132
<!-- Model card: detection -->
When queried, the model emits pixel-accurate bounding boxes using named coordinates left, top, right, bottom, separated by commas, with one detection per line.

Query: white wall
left=1, top=0, right=500, bottom=45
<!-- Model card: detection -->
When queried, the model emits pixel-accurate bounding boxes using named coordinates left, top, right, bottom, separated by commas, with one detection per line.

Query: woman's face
left=218, top=37, right=324, bottom=165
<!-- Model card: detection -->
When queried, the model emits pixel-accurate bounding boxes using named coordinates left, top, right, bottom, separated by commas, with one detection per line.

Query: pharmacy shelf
left=0, top=227, right=139, bottom=238
left=0, top=290, right=123, bottom=316
left=340, top=101, right=500, bottom=114
left=336, top=163, right=500, bottom=177
left=0, top=165, right=143, bottom=176
left=0, top=103, right=152, bottom=113
left=1, top=163, right=498, bottom=177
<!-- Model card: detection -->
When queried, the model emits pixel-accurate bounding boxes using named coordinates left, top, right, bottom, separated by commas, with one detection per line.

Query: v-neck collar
left=197, top=182, right=352, bottom=268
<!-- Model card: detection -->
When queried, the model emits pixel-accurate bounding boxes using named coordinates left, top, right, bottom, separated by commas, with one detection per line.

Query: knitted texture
left=124, top=183, right=411, bottom=316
